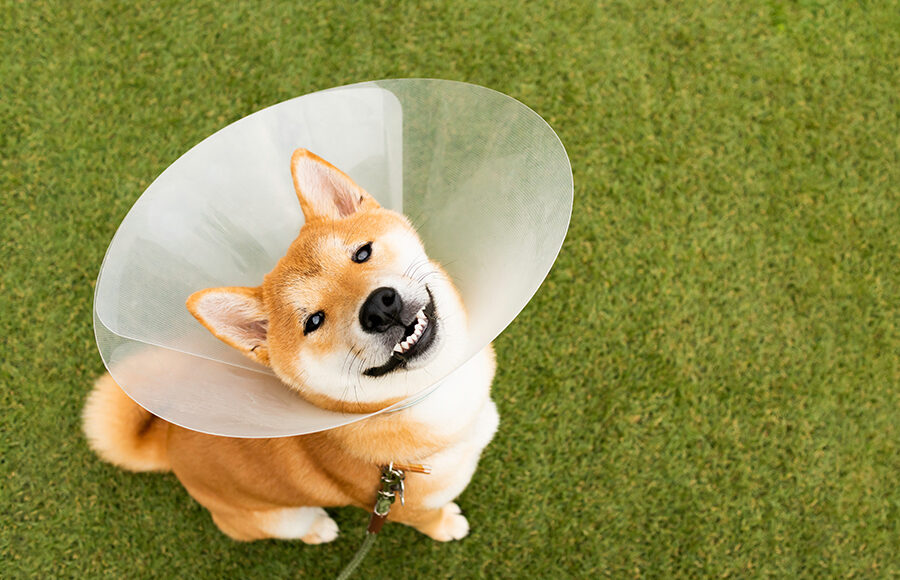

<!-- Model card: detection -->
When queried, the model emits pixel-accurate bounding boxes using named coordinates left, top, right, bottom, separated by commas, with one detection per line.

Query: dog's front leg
left=389, top=501, right=470, bottom=541
left=381, top=399, right=499, bottom=541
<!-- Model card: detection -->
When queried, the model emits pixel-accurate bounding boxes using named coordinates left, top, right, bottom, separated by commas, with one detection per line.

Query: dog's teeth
left=394, top=312, right=429, bottom=357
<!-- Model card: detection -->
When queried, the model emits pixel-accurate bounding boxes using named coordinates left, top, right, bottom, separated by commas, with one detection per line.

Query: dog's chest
left=402, top=345, right=496, bottom=438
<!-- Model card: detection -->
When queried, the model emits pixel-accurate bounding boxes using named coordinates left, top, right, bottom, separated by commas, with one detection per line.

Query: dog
left=83, top=149, right=499, bottom=543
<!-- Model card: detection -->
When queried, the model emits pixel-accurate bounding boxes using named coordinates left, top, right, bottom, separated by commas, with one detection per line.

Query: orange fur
left=82, top=374, right=170, bottom=472
left=84, top=369, right=494, bottom=542
left=83, top=149, right=497, bottom=543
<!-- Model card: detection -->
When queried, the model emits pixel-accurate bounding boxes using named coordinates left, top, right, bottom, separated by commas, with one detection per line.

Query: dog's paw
left=301, top=511, right=339, bottom=544
left=425, top=502, right=469, bottom=542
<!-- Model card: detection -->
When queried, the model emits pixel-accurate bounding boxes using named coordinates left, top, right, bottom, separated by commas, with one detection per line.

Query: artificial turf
left=2, top=0, right=899, bottom=577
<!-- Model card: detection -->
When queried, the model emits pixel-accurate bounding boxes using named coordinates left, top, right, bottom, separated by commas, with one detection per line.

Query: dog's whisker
left=403, top=258, right=431, bottom=280
left=413, top=270, right=441, bottom=285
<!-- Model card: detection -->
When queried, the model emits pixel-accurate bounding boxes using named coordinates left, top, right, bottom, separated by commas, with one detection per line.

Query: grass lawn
left=2, top=0, right=898, bottom=577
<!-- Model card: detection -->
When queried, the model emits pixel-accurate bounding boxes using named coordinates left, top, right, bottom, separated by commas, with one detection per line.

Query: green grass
left=2, top=0, right=899, bottom=577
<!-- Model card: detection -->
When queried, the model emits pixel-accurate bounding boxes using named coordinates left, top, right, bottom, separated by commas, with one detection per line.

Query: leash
left=335, top=534, right=377, bottom=580
left=335, top=462, right=431, bottom=580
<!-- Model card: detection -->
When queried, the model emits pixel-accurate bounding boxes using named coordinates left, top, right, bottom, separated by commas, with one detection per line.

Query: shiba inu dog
left=83, top=149, right=499, bottom=543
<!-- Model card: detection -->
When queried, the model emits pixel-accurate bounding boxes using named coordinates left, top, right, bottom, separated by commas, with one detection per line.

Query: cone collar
left=94, top=79, right=573, bottom=437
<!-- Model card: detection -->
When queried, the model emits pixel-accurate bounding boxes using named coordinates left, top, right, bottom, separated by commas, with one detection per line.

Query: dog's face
left=187, top=150, right=468, bottom=411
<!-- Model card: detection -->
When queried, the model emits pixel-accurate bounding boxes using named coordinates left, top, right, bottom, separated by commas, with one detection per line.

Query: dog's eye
left=304, top=311, right=325, bottom=335
left=352, top=242, right=373, bottom=263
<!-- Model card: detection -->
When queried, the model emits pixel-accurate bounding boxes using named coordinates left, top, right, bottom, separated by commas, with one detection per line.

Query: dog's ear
left=186, top=286, right=270, bottom=366
left=290, top=148, right=380, bottom=221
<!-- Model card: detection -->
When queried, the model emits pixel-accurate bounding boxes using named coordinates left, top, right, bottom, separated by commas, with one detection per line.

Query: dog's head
left=187, top=150, right=468, bottom=412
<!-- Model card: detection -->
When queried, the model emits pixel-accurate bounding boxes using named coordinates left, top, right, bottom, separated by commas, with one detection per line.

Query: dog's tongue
left=94, top=79, right=572, bottom=437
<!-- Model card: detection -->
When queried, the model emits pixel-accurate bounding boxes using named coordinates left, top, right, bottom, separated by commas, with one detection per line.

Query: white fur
left=417, top=398, right=500, bottom=510
left=261, top=507, right=338, bottom=543
left=403, top=346, right=496, bottom=436
left=426, top=502, right=470, bottom=541
left=371, top=345, right=500, bottom=511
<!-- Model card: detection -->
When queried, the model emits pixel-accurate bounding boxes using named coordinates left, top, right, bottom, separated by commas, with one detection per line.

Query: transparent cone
left=94, top=79, right=573, bottom=437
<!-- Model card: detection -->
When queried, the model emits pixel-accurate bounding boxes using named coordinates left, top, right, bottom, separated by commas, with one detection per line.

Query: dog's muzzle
left=362, top=287, right=438, bottom=377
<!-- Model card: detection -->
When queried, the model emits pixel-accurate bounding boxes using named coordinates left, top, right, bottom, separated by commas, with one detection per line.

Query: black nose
left=360, top=287, right=403, bottom=333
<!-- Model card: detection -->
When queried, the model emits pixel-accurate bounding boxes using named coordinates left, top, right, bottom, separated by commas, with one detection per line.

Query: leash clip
left=367, top=462, right=431, bottom=533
